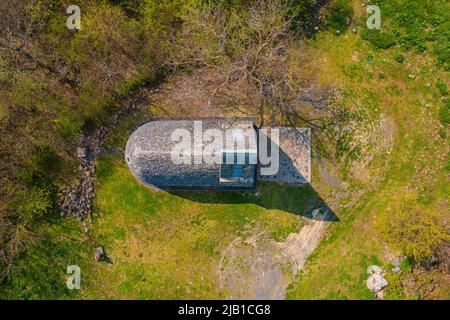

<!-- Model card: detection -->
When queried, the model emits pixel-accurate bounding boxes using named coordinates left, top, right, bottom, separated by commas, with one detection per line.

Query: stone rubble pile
left=59, top=151, right=96, bottom=220
left=58, top=101, right=142, bottom=220
left=366, top=265, right=389, bottom=299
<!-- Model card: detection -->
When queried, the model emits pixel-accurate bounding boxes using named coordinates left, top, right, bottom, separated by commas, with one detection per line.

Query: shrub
left=395, top=54, right=405, bottom=63
left=366, top=0, right=450, bottom=68
left=31, top=145, right=61, bottom=173
left=361, top=30, right=396, bottom=49
left=326, top=0, right=353, bottom=33
left=433, top=42, right=450, bottom=70
left=365, top=54, right=374, bottom=62
left=438, top=101, right=450, bottom=125
left=9, top=187, right=54, bottom=223
left=436, top=82, right=448, bottom=96
left=289, top=0, right=315, bottom=27
left=378, top=201, right=449, bottom=262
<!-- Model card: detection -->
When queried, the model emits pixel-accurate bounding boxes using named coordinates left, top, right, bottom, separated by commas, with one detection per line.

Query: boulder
left=392, top=267, right=401, bottom=274
left=366, top=273, right=388, bottom=293
left=94, top=247, right=104, bottom=262
left=76, top=147, right=87, bottom=159
left=392, top=257, right=403, bottom=267
left=367, top=265, right=383, bottom=275
left=311, top=208, right=322, bottom=219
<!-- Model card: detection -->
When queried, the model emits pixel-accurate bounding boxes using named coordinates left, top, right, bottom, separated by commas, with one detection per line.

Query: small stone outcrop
left=58, top=98, right=144, bottom=220
left=366, top=265, right=389, bottom=299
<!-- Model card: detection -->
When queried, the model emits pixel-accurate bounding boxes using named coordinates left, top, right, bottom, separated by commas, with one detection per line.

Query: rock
left=76, top=147, right=87, bottom=159
left=311, top=208, right=323, bottom=219
left=94, top=247, right=104, bottom=262
left=367, top=273, right=388, bottom=292
left=392, top=267, right=401, bottom=273
left=366, top=265, right=388, bottom=298
left=367, top=265, right=383, bottom=275
left=429, top=255, right=440, bottom=266
left=392, top=257, right=403, bottom=267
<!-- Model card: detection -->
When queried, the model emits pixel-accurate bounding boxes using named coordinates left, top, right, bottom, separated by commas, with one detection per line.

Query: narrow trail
left=278, top=208, right=334, bottom=275
left=218, top=207, right=334, bottom=299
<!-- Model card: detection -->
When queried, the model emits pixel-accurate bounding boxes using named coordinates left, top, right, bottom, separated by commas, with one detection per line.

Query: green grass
left=0, top=215, right=92, bottom=299
left=285, top=10, right=449, bottom=299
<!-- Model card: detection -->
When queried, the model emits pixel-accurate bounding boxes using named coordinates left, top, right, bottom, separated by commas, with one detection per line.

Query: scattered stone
left=408, top=74, right=415, bottom=79
left=392, top=267, right=401, bottom=273
left=392, top=257, right=403, bottom=267
left=366, top=273, right=388, bottom=293
left=60, top=92, right=152, bottom=220
left=94, top=246, right=104, bottom=262
left=311, top=208, right=322, bottom=219
left=352, top=28, right=357, bottom=33
left=76, top=147, right=87, bottom=159
left=366, top=265, right=388, bottom=299
left=367, top=265, right=383, bottom=275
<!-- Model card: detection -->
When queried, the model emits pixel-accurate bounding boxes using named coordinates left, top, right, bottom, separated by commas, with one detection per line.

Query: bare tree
left=167, top=0, right=329, bottom=129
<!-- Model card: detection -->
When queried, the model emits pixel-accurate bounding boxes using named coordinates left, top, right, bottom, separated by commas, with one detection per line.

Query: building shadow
left=169, top=181, right=339, bottom=222
left=165, top=129, right=338, bottom=222
left=168, top=137, right=336, bottom=222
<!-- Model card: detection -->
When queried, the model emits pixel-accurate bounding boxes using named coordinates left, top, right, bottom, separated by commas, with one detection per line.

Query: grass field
left=286, top=26, right=449, bottom=299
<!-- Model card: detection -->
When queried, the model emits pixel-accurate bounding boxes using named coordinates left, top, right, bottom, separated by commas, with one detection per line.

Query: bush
left=439, top=101, right=450, bottom=125
left=289, top=0, right=315, bottom=33
left=361, top=29, right=397, bottom=49
left=365, top=54, right=374, bottom=62
left=433, top=42, right=450, bottom=70
left=436, top=82, right=448, bottom=96
left=378, top=201, right=449, bottom=262
left=326, top=0, right=353, bottom=33
left=9, top=187, right=54, bottom=223
left=395, top=54, right=405, bottom=63
left=366, top=0, right=450, bottom=68
left=31, top=145, right=61, bottom=173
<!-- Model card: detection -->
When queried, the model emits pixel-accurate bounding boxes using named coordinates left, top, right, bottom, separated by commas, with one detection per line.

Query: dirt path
left=218, top=207, right=334, bottom=299
left=278, top=208, right=334, bottom=275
